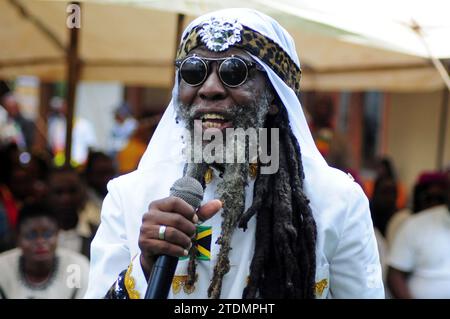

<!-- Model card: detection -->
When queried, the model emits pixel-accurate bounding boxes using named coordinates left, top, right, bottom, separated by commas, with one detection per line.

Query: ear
left=268, top=102, right=279, bottom=115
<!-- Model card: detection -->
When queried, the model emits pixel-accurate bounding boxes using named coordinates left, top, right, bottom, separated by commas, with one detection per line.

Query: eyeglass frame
left=175, top=54, right=265, bottom=88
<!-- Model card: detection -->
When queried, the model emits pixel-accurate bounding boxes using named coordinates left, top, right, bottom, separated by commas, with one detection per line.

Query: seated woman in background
left=0, top=202, right=89, bottom=298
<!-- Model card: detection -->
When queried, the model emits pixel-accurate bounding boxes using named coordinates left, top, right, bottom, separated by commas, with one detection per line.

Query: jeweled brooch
left=198, top=17, right=243, bottom=52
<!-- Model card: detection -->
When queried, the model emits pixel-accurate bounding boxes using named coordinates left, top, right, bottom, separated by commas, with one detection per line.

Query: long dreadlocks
left=239, top=103, right=317, bottom=299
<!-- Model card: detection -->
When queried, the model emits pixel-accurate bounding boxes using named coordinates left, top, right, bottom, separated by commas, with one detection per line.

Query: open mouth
left=199, top=113, right=233, bottom=130
left=192, top=112, right=232, bottom=130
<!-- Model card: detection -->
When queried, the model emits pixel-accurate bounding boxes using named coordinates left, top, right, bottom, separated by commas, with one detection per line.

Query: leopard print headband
left=176, top=17, right=302, bottom=97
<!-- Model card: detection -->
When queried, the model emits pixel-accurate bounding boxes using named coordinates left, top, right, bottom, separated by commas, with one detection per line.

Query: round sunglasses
left=175, top=54, right=264, bottom=88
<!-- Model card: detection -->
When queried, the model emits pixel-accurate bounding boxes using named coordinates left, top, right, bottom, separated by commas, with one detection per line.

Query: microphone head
left=169, top=176, right=204, bottom=209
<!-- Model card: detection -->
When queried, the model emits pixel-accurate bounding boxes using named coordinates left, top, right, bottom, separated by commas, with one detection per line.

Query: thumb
left=196, top=199, right=222, bottom=222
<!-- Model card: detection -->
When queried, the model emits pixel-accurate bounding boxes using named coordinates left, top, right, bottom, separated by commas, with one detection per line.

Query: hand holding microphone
left=139, top=176, right=222, bottom=299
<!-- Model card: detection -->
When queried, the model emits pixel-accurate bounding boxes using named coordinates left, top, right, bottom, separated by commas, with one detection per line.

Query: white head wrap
left=138, top=8, right=328, bottom=182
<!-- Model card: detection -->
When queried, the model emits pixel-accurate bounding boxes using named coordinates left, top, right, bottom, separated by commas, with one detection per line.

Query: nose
left=198, top=66, right=227, bottom=101
left=36, top=237, right=45, bottom=243
left=34, top=236, right=49, bottom=246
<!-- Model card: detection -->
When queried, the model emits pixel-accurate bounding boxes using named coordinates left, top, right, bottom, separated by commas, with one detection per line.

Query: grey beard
left=176, top=87, right=273, bottom=164
left=176, top=88, right=274, bottom=298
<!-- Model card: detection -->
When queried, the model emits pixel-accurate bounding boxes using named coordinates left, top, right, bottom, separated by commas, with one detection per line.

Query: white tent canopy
left=0, top=0, right=448, bottom=92
left=0, top=0, right=179, bottom=87
left=133, top=0, right=450, bottom=91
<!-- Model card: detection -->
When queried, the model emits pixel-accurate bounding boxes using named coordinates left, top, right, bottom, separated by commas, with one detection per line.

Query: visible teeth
left=201, top=113, right=225, bottom=120
left=203, top=121, right=222, bottom=129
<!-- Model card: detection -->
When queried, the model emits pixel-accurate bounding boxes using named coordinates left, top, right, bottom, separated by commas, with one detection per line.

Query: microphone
left=144, top=175, right=204, bottom=299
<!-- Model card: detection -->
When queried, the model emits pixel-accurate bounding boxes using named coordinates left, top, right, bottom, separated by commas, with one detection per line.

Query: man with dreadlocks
left=85, top=8, right=384, bottom=299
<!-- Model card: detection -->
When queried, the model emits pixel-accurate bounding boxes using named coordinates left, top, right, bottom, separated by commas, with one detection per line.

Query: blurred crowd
left=0, top=87, right=161, bottom=298
left=308, top=94, right=450, bottom=299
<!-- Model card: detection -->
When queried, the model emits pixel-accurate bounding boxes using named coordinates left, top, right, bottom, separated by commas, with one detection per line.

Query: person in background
left=370, top=176, right=398, bottom=238
left=365, top=157, right=407, bottom=210
left=370, top=175, right=398, bottom=297
left=0, top=143, right=47, bottom=252
left=47, top=167, right=92, bottom=258
left=81, top=151, right=117, bottom=238
left=0, top=202, right=89, bottom=298
left=412, top=172, right=448, bottom=213
left=0, top=92, right=35, bottom=150
left=116, top=113, right=162, bottom=175
left=84, top=151, right=117, bottom=201
left=386, top=171, right=448, bottom=246
left=0, top=143, right=21, bottom=252
left=109, top=103, right=137, bottom=158
left=48, top=97, right=97, bottom=167
left=387, top=172, right=449, bottom=298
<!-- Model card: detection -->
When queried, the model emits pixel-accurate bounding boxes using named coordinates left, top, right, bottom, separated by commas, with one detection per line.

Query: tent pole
left=64, top=2, right=80, bottom=167
left=34, top=81, right=52, bottom=152
left=436, top=86, right=449, bottom=170
left=171, top=13, right=185, bottom=86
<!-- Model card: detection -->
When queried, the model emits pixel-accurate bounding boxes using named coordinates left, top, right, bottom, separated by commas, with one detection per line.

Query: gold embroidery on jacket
left=172, top=275, right=197, bottom=295
left=315, top=279, right=328, bottom=297
left=124, top=263, right=140, bottom=299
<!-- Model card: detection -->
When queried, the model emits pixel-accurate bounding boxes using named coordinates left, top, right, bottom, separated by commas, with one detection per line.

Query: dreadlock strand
left=279, top=108, right=317, bottom=297
left=242, top=176, right=274, bottom=298
left=272, top=141, right=299, bottom=297
left=186, top=238, right=198, bottom=288
left=238, top=172, right=270, bottom=230
left=208, top=168, right=247, bottom=298
left=243, top=105, right=317, bottom=299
